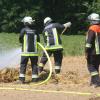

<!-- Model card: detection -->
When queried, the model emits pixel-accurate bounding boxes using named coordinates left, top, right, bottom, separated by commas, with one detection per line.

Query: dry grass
left=0, top=56, right=89, bottom=85
left=0, top=68, right=19, bottom=83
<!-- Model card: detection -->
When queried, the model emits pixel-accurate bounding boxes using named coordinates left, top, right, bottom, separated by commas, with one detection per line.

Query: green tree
left=0, top=0, right=99, bottom=34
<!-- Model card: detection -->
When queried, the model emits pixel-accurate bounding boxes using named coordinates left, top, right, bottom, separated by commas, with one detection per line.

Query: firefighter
left=39, top=17, right=71, bottom=74
left=85, top=13, right=100, bottom=87
left=18, top=16, right=40, bottom=83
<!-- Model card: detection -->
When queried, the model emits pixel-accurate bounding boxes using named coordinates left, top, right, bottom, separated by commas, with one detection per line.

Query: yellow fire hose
left=29, top=42, right=53, bottom=85
left=1, top=87, right=100, bottom=97
left=1, top=43, right=100, bottom=97
left=13, top=42, right=52, bottom=86
left=0, top=42, right=52, bottom=88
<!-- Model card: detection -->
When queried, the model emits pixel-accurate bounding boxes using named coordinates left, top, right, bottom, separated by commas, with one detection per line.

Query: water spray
left=0, top=43, right=53, bottom=85
left=0, top=48, right=21, bottom=69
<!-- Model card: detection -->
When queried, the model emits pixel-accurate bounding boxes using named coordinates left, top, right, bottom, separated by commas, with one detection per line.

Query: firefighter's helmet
left=44, top=17, right=52, bottom=25
left=22, top=16, right=35, bottom=25
left=88, top=13, right=100, bottom=21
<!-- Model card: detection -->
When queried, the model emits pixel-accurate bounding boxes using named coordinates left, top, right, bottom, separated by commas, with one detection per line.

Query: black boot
left=90, top=75, right=100, bottom=87
left=32, top=78, right=39, bottom=82
left=38, top=67, right=43, bottom=73
left=55, top=69, right=61, bottom=74
left=14, top=77, right=25, bottom=84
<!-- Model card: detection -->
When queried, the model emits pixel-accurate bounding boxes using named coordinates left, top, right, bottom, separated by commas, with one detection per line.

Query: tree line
left=0, top=0, right=99, bottom=34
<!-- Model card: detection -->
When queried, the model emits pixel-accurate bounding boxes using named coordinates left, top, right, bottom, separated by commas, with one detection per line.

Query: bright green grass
left=0, top=33, right=19, bottom=51
left=62, top=35, right=85, bottom=56
left=0, top=33, right=85, bottom=56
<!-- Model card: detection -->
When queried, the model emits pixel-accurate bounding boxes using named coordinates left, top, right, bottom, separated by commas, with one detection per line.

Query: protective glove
left=63, top=22, right=72, bottom=28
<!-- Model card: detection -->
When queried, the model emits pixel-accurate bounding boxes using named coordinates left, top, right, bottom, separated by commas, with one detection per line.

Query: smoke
left=0, top=48, right=21, bottom=69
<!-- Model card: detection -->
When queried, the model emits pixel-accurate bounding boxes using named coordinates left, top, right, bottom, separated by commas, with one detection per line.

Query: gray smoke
left=0, top=48, right=21, bottom=69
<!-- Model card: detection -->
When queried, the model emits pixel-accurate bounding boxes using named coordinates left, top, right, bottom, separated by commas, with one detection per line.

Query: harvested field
left=0, top=56, right=100, bottom=100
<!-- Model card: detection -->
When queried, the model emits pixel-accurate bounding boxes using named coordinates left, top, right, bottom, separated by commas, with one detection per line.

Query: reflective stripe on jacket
left=85, top=24, right=100, bottom=55
left=19, top=26, right=40, bottom=56
left=43, top=23, right=65, bottom=50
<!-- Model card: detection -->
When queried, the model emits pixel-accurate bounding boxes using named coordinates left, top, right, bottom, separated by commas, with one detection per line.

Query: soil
left=0, top=56, right=100, bottom=100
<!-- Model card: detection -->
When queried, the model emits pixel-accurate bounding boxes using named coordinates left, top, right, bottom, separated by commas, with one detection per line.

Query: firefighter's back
left=43, top=23, right=64, bottom=50
left=24, top=27, right=37, bottom=52
left=89, top=24, right=100, bottom=55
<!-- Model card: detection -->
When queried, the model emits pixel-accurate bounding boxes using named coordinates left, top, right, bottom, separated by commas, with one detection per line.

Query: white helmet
left=21, top=16, right=35, bottom=25
left=88, top=13, right=100, bottom=21
left=44, top=17, right=52, bottom=24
